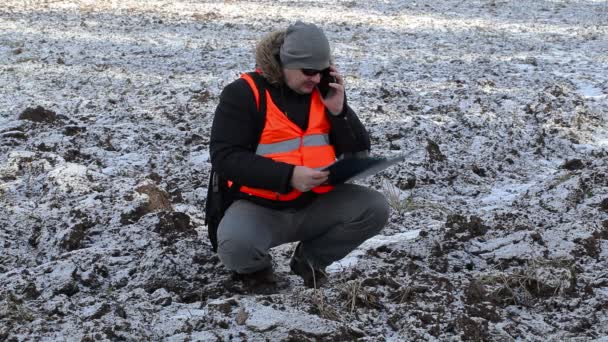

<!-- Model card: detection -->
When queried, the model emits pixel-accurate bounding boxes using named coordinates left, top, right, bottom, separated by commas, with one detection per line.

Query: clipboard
left=323, top=154, right=406, bottom=184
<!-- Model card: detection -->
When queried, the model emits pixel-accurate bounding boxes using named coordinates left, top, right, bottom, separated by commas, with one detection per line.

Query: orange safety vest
left=232, top=72, right=336, bottom=201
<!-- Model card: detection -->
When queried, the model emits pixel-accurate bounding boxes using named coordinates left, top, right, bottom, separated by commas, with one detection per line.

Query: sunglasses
left=301, top=68, right=328, bottom=76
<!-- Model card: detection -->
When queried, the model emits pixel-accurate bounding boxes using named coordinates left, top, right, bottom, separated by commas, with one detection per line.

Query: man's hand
left=321, top=66, right=344, bottom=116
left=291, top=166, right=330, bottom=192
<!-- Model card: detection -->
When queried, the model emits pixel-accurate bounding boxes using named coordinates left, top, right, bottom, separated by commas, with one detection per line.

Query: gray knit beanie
left=279, top=21, right=330, bottom=70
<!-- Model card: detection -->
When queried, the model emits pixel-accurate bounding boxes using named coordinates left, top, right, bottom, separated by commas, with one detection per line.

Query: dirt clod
left=561, top=159, right=585, bottom=170
left=18, top=106, right=57, bottom=123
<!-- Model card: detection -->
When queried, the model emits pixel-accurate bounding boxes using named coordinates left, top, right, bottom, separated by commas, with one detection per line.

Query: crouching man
left=208, top=21, right=389, bottom=293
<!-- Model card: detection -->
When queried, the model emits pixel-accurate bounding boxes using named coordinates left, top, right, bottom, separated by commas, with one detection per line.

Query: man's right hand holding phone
left=319, top=65, right=344, bottom=116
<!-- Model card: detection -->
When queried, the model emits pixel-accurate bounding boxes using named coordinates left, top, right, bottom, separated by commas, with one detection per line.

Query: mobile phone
left=318, top=68, right=336, bottom=98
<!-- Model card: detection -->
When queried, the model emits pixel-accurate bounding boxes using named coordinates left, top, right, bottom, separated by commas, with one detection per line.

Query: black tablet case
left=323, top=155, right=405, bottom=184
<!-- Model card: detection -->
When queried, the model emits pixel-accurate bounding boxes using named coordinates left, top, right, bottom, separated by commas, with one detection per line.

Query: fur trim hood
left=255, top=30, right=286, bottom=86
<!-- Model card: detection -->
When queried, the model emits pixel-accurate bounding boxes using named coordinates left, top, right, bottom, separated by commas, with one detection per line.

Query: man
left=208, top=21, right=389, bottom=292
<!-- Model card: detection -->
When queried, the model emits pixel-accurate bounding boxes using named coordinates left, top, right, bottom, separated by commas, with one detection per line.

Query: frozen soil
left=1, top=0, right=607, bottom=341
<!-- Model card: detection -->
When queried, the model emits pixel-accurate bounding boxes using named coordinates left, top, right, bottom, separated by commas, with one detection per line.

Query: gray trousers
left=217, top=184, right=390, bottom=274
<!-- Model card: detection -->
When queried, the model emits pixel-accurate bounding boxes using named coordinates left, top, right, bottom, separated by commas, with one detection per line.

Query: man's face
left=283, top=68, right=322, bottom=94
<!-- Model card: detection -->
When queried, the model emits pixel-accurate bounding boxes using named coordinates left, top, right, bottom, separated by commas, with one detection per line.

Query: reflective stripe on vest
left=256, top=134, right=330, bottom=156
left=235, top=72, right=336, bottom=201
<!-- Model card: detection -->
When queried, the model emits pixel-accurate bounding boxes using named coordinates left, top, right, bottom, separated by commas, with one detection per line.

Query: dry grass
left=381, top=179, right=452, bottom=215
left=390, top=286, right=415, bottom=305
left=2, top=292, right=34, bottom=323
left=337, top=279, right=382, bottom=313
left=381, top=179, right=415, bottom=213
left=311, top=289, right=340, bottom=321
left=478, top=258, right=576, bottom=306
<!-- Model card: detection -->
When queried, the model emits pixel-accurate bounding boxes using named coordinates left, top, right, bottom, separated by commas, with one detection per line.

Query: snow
left=328, top=230, right=421, bottom=272
left=1, top=0, right=607, bottom=340
left=243, top=302, right=336, bottom=334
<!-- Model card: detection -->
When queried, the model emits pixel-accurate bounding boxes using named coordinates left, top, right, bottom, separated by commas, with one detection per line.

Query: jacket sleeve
left=210, top=79, right=294, bottom=193
left=327, top=95, right=371, bottom=158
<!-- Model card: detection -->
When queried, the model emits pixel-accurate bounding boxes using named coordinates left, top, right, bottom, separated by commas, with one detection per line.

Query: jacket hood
left=254, top=29, right=334, bottom=87
left=255, top=30, right=286, bottom=86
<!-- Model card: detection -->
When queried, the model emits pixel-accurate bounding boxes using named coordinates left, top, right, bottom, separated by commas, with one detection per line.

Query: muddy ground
left=1, top=0, right=607, bottom=341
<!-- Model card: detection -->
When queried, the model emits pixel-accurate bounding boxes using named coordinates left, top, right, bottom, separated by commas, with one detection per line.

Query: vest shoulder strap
left=240, top=71, right=268, bottom=146
left=241, top=71, right=267, bottom=114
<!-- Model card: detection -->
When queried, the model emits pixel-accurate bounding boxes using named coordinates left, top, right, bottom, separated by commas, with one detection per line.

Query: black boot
left=289, top=243, right=328, bottom=288
left=233, top=267, right=289, bottom=295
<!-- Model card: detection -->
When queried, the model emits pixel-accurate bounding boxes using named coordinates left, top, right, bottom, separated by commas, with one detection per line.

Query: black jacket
left=210, top=75, right=370, bottom=209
